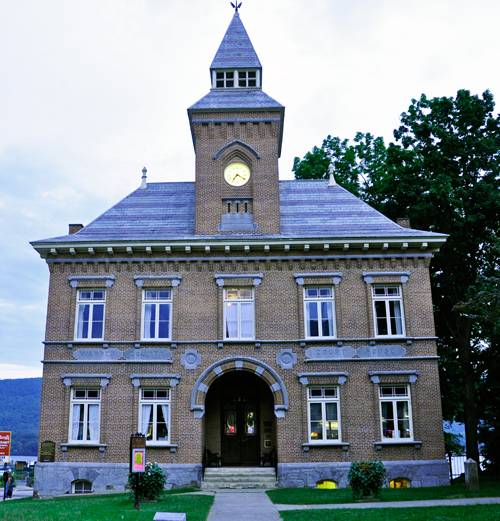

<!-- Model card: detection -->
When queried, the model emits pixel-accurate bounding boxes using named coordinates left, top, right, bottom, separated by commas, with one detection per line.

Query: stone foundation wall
left=278, top=459, right=449, bottom=488
left=34, top=462, right=202, bottom=499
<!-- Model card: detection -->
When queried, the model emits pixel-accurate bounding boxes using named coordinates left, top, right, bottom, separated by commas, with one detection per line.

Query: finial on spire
left=230, top=2, right=242, bottom=12
left=328, top=163, right=337, bottom=186
left=140, top=167, right=147, bottom=189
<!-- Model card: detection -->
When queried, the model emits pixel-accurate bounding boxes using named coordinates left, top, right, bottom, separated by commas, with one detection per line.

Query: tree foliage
left=293, top=90, right=500, bottom=462
left=0, top=378, right=42, bottom=456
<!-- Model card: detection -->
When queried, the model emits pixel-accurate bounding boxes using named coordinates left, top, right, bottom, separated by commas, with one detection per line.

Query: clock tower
left=188, top=10, right=285, bottom=236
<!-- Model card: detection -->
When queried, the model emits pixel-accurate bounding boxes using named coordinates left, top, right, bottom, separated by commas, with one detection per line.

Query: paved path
left=207, top=490, right=281, bottom=521
left=276, top=496, right=500, bottom=511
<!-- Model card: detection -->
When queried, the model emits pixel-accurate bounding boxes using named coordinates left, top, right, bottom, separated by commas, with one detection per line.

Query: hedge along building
left=31, top=9, right=449, bottom=498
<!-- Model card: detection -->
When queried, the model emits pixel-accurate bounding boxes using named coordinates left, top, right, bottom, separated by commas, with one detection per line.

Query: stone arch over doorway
left=190, top=356, right=289, bottom=419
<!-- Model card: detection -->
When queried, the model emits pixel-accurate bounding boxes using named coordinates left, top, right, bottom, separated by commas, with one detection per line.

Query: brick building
left=31, top=11, right=449, bottom=498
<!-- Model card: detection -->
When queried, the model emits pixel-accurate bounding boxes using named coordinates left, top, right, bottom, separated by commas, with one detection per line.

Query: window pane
left=309, top=403, right=323, bottom=440
left=216, top=80, right=224, bottom=88
left=375, top=301, right=388, bottom=335
left=87, top=390, right=99, bottom=400
left=240, top=289, right=253, bottom=299
left=225, top=289, right=239, bottom=300
left=225, top=303, right=238, bottom=338
left=91, top=304, right=104, bottom=338
left=248, top=71, right=256, bottom=78
left=158, top=290, right=171, bottom=300
left=309, top=388, right=322, bottom=398
left=305, top=288, right=318, bottom=299
left=389, top=301, right=403, bottom=335
left=145, top=290, right=157, bottom=300
left=77, top=304, right=90, bottom=338
left=373, top=287, right=386, bottom=296
left=144, top=304, right=155, bottom=339
left=240, top=303, right=254, bottom=338
left=156, top=404, right=169, bottom=441
left=239, top=71, right=247, bottom=78
left=306, top=302, right=319, bottom=337
left=397, top=401, right=410, bottom=438
left=143, top=389, right=155, bottom=399
left=324, top=387, right=337, bottom=398
left=87, top=404, right=100, bottom=441
left=381, top=402, right=395, bottom=439
left=226, top=72, right=234, bottom=79
left=158, top=303, right=170, bottom=339
left=226, top=80, right=234, bottom=87
left=72, top=404, right=84, bottom=441
left=93, top=290, right=105, bottom=300
left=216, top=72, right=224, bottom=79
left=142, top=404, right=153, bottom=440
left=387, top=287, right=400, bottom=296
left=325, top=403, right=338, bottom=440
left=249, top=80, right=256, bottom=87
left=321, top=301, right=334, bottom=337
left=319, top=288, right=332, bottom=298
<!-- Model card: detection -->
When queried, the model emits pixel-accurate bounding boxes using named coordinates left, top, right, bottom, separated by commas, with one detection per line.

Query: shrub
left=348, top=460, right=386, bottom=499
left=128, top=462, right=167, bottom=501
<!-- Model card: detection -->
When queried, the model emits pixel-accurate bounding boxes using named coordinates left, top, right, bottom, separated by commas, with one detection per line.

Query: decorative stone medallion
left=276, top=349, right=297, bottom=369
left=181, top=349, right=201, bottom=370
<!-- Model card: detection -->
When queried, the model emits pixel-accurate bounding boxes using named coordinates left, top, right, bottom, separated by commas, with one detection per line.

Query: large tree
left=293, top=90, right=500, bottom=463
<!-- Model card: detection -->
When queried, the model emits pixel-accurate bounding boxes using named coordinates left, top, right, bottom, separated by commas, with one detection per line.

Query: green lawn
left=267, top=478, right=500, bottom=505
left=280, top=504, right=500, bottom=521
left=0, top=490, right=214, bottom=521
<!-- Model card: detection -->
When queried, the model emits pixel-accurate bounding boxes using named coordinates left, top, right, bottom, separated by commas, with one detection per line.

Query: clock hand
left=232, top=173, right=244, bottom=181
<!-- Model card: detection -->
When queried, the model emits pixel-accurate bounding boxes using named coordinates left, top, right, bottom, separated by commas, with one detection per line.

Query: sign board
left=131, top=448, right=146, bottom=473
left=130, top=435, right=146, bottom=473
left=40, top=441, right=56, bottom=462
left=0, top=432, right=11, bottom=458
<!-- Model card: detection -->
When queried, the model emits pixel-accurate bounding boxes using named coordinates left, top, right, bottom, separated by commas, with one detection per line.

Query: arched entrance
left=205, top=371, right=275, bottom=466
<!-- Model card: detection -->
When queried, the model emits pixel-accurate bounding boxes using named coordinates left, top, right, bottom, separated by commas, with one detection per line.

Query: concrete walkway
left=207, top=490, right=281, bottom=521
left=275, top=496, right=500, bottom=511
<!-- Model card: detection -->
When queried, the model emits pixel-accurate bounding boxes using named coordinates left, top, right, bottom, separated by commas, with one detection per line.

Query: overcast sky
left=1, top=0, right=499, bottom=379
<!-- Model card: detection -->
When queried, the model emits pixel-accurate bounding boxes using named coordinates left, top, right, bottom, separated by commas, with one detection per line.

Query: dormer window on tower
left=213, top=69, right=260, bottom=89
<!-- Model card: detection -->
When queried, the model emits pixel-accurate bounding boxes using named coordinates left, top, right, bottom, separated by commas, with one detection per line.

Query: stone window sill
left=302, top=442, right=350, bottom=452
left=374, top=441, right=422, bottom=450
left=61, top=443, right=107, bottom=452
left=146, top=444, right=178, bottom=453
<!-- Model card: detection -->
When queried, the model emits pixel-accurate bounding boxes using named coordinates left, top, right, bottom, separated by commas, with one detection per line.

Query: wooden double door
left=220, top=375, right=260, bottom=466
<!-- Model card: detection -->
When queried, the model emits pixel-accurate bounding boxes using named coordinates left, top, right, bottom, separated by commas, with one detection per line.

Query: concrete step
left=202, top=467, right=278, bottom=490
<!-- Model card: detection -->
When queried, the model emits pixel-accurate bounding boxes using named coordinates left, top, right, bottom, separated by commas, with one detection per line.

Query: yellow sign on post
left=132, top=449, right=146, bottom=473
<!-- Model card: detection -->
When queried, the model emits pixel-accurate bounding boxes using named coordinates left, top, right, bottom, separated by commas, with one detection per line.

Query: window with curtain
left=142, top=290, right=172, bottom=340
left=75, top=290, right=105, bottom=340
left=69, top=388, right=101, bottom=443
left=304, top=287, right=336, bottom=338
left=307, top=386, right=341, bottom=443
left=224, top=288, right=254, bottom=340
left=379, top=385, right=413, bottom=440
left=372, top=285, right=405, bottom=336
left=139, top=388, right=170, bottom=444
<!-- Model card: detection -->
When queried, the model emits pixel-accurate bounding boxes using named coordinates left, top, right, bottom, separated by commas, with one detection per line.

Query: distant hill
left=0, top=378, right=42, bottom=456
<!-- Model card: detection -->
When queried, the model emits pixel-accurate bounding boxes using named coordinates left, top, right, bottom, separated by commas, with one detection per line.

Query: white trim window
left=69, top=388, right=101, bottom=443
left=238, top=70, right=257, bottom=87
left=304, top=287, right=336, bottom=338
left=307, top=386, right=341, bottom=442
left=72, top=480, right=92, bottom=494
left=372, top=285, right=405, bottom=336
left=224, top=288, right=255, bottom=340
left=142, top=289, right=172, bottom=340
left=139, top=388, right=171, bottom=444
left=75, top=289, right=105, bottom=340
left=216, top=71, right=234, bottom=88
left=379, top=385, right=413, bottom=441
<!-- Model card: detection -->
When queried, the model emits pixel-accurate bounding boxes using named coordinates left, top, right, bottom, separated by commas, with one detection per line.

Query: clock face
left=224, top=163, right=251, bottom=187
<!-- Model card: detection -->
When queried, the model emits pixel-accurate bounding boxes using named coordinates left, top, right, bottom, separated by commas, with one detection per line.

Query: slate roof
left=32, top=180, right=445, bottom=245
left=210, top=12, right=262, bottom=70
left=189, top=89, right=284, bottom=111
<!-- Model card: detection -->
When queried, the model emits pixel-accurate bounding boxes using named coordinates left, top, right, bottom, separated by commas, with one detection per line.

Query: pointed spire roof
left=210, top=12, right=262, bottom=70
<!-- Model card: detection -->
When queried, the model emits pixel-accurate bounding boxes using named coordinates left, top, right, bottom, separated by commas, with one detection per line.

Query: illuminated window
left=307, top=387, right=341, bottom=443
left=317, top=480, right=337, bottom=489
left=379, top=385, right=413, bottom=440
left=69, top=388, right=101, bottom=443
left=372, top=286, right=405, bottom=336
left=139, top=388, right=170, bottom=445
left=224, top=288, right=254, bottom=340
left=142, top=289, right=172, bottom=340
left=75, top=289, right=105, bottom=340
left=390, top=478, right=410, bottom=488
left=304, top=287, right=336, bottom=338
